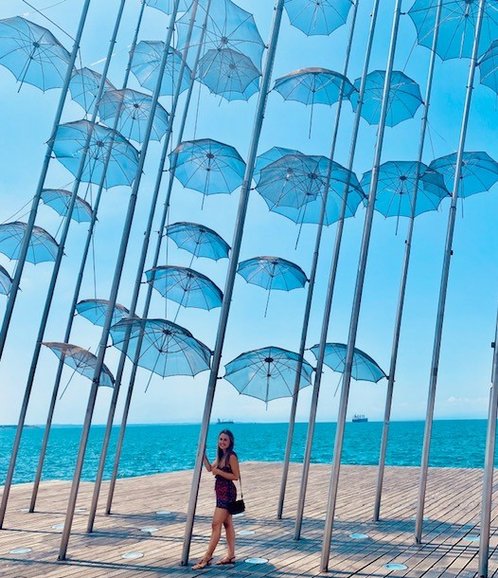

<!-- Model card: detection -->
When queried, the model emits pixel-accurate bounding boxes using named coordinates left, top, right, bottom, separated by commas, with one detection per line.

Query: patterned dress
left=215, top=451, right=237, bottom=510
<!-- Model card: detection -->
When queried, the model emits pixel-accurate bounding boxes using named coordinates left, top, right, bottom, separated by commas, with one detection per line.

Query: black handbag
left=227, top=474, right=245, bottom=515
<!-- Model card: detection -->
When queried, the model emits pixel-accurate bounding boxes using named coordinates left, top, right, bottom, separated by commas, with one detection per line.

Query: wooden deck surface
left=0, top=462, right=497, bottom=577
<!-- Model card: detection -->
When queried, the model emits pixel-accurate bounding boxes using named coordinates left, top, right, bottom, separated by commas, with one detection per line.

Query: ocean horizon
left=0, top=419, right=492, bottom=485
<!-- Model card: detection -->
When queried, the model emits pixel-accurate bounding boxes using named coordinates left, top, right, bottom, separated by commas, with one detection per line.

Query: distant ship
left=217, top=418, right=234, bottom=424
left=352, top=414, right=368, bottom=423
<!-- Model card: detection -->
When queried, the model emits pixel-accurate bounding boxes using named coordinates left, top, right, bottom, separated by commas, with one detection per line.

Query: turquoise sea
left=0, top=420, right=491, bottom=485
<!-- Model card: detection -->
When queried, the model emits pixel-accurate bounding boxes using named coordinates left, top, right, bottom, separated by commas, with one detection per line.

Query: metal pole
left=86, top=0, right=201, bottom=533
left=372, top=0, right=442, bottom=523
left=277, top=0, right=360, bottom=521
left=28, top=0, right=147, bottom=514
left=0, top=1, right=91, bottom=362
left=414, top=0, right=486, bottom=544
left=58, top=1, right=182, bottom=560
left=293, top=0, right=381, bottom=540
left=478, top=321, right=498, bottom=578
left=181, top=0, right=286, bottom=565
left=320, top=0, right=403, bottom=569
left=104, top=0, right=212, bottom=517
left=0, top=0, right=126, bottom=529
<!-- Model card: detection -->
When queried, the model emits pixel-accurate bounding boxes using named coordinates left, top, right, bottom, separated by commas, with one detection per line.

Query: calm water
left=0, top=420, right=490, bottom=485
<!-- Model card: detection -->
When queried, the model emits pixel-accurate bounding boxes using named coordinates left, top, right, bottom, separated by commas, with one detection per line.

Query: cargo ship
left=352, top=414, right=368, bottom=423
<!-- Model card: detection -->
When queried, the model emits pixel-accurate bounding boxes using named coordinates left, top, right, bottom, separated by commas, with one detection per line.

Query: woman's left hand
left=211, top=467, right=220, bottom=476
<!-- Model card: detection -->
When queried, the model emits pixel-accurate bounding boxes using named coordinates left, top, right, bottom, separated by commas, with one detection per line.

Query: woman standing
left=192, top=429, right=240, bottom=569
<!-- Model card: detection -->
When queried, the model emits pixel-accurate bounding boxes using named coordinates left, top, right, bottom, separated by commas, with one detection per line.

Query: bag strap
left=238, top=470, right=243, bottom=499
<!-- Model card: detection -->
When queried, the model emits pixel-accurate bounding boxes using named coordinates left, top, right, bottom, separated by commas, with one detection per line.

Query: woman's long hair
left=217, top=429, right=235, bottom=464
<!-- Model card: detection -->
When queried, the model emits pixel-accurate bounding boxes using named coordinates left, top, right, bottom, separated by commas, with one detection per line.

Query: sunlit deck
left=0, top=462, right=497, bottom=577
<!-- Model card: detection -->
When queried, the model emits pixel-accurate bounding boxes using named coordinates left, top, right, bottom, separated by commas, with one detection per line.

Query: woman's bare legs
left=223, top=514, right=236, bottom=559
left=193, top=507, right=228, bottom=568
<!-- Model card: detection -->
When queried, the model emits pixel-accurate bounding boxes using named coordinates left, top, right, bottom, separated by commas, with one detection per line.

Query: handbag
left=227, top=473, right=245, bottom=515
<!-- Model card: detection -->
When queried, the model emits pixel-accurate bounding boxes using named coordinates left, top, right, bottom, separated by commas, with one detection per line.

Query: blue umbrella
left=283, top=0, right=354, bottom=36
left=0, top=222, right=58, bottom=264
left=0, top=16, right=72, bottom=91
left=274, top=67, right=355, bottom=106
left=0, top=265, right=12, bottom=296
left=75, top=299, right=130, bottom=327
left=171, top=138, right=246, bottom=195
left=176, top=0, right=265, bottom=71
left=165, top=222, right=230, bottom=261
left=429, top=151, right=498, bottom=198
left=254, top=146, right=303, bottom=181
left=131, top=40, right=191, bottom=96
left=361, top=161, right=450, bottom=218
left=237, top=256, right=308, bottom=291
left=110, top=318, right=211, bottom=377
left=408, top=0, right=498, bottom=61
left=52, top=120, right=139, bottom=188
left=146, top=265, right=223, bottom=310
left=41, top=189, right=93, bottom=223
left=310, top=342, right=387, bottom=383
left=350, top=70, right=423, bottom=126
left=70, top=67, right=115, bottom=113
left=98, top=88, right=170, bottom=143
left=145, top=0, right=191, bottom=13
left=197, top=47, right=260, bottom=101
left=479, top=40, right=498, bottom=95
left=43, top=342, right=114, bottom=388
left=224, top=346, right=314, bottom=403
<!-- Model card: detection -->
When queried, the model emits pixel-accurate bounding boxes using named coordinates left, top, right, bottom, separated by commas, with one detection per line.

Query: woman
left=192, top=429, right=240, bottom=569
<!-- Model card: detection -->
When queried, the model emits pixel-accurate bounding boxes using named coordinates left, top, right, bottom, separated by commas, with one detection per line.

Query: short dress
left=214, top=452, right=237, bottom=510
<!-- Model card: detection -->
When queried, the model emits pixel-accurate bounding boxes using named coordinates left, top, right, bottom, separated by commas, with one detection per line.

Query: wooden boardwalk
left=0, top=463, right=497, bottom=577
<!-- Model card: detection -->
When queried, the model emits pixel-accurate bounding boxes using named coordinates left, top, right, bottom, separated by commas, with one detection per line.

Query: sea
left=0, top=420, right=491, bottom=485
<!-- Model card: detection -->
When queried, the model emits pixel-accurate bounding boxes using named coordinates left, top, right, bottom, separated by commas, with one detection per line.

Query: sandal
left=216, top=556, right=236, bottom=565
left=192, top=557, right=213, bottom=570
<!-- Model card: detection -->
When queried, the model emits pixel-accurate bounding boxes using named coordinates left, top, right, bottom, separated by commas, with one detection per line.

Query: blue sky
left=0, top=0, right=497, bottom=427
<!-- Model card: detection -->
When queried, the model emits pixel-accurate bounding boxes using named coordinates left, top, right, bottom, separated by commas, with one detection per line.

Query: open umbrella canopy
left=429, top=151, right=498, bottom=198
left=361, top=161, right=450, bottom=217
left=224, top=346, right=314, bottom=403
left=408, top=0, right=498, bottom=61
left=75, top=298, right=130, bottom=327
left=237, top=256, right=308, bottom=291
left=145, top=265, right=223, bottom=310
left=0, top=16, right=72, bottom=91
left=274, top=67, right=355, bottom=106
left=0, top=222, right=58, bottom=264
left=171, top=138, right=246, bottom=195
left=41, top=188, right=93, bottom=223
left=165, top=222, right=230, bottom=261
left=131, top=40, right=191, bottom=96
left=479, top=40, right=498, bottom=95
left=197, top=47, right=261, bottom=101
left=69, top=67, right=115, bottom=113
left=254, top=146, right=303, bottom=180
left=0, top=264, right=12, bottom=296
left=98, top=88, right=170, bottom=143
left=145, top=0, right=192, bottom=13
left=283, top=0, right=354, bottom=36
left=110, top=318, right=211, bottom=377
left=310, top=342, right=387, bottom=382
left=176, top=0, right=265, bottom=72
left=52, top=120, right=139, bottom=188
left=350, top=70, right=423, bottom=127
left=43, top=342, right=114, bottom=387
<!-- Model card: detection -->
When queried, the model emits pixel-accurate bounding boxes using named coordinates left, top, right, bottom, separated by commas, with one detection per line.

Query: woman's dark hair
left=217, top=429, right=235, bottom=463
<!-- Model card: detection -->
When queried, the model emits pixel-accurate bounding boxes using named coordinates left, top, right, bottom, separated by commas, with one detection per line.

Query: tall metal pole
left=293, top=0, right=381, bottom=540
left=58, top=1, right=182, bottom=560
left=372, top=0, right=443, bottom=523
left=320, top=0, right=403, bottom=569
left=277, top=0, right=360, bottom=521
left=85, top=0, right=201, bottom=533
left=414, top=0, right=486, bottom=544
left=0, top=1, right=91, bottom=362
left=28, top=0, right=147, bottom=514
left=103, top=0, right=212, bottom=518
left=181, top=0, right=286, bottom=565
left=478, top=318, right=498, bottom=578
left=0, top=0, right=127, bottom=529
